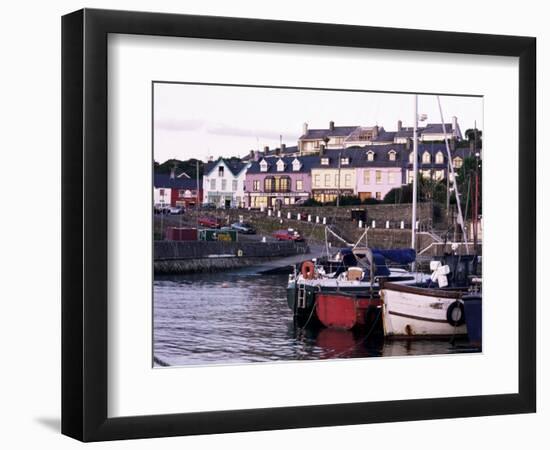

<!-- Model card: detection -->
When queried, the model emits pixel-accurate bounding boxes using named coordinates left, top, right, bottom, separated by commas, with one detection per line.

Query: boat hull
left=382, top=283, right=467, bottom=337
left=316, top=293, right=382, bottom=330
left=463, top=294, right=482, bottom=347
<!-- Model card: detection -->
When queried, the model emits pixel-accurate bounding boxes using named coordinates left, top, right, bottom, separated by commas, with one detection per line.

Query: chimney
left=275, top=147, right=281, bottom=156
left=397, top=120, right=402, bottom=132
left=302, top=122, right=308, bottom=135
left=320, top=144, right=325, bottom=156
left=281, top=143, right=286, bottom=152
left=170, top=164, right=177, bottom=179
left=254, top=150, right=260, bottom=161
left=373, top=125, right=379, bottom=139
left=405, top=138, right=411, bottom=150
left=249, top=149, right=254, bottom=159
left=329, top=121, right=335, bottom=131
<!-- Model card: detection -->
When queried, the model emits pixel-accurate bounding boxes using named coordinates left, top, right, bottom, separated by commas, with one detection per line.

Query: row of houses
left=154, top=118, right=477, bottom=209
left=202, top=142, right=474, bottom=208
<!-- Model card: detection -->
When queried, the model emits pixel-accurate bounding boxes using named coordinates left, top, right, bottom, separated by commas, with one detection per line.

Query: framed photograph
left=62, top=8, right=536, bottom=441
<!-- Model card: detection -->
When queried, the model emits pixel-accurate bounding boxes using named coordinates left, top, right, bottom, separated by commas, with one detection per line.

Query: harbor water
left=154, top=269, right=476, bottom=367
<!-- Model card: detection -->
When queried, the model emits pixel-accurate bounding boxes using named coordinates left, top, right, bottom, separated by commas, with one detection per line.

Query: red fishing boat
left=315, top=291, right=383, bottom=330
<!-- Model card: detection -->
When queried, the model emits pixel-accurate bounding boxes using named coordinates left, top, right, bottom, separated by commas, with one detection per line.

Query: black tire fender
left=446, top=300, right=465, bottom=326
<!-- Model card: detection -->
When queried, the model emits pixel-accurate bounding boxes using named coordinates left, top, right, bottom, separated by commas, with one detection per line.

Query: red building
left=154, top=173, right=203, bottom=207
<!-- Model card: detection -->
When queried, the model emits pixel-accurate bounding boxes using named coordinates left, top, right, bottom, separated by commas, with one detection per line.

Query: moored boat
left=381, top=282, right=468, bottom=337
left=287, top=246, right=429, bottom=326
left=315, top=292, right=383, bottom=330
left=462, top=291, right=482, bottom=347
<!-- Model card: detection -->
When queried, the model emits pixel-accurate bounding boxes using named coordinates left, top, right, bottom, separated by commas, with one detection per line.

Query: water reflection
left=154, top=271, right=474, bottom=367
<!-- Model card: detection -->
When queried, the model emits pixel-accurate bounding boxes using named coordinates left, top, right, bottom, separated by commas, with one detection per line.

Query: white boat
left=381, top=282, right=467, bottom=337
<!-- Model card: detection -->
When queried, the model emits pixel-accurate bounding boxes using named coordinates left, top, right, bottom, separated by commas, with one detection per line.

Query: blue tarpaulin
left=372, top=248, right=416, bottom=265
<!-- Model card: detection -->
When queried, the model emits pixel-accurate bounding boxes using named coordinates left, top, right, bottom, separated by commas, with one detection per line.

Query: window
left=264, top=177, right=273, bottom=192
left=344, top=174, right=351, bottom=187
left=332, top=137, right=344, bottom=146
left=376, top=192, right=382, bottom=200
left=435, top=170, right=445, bottom=181
left=253, top=180, right=260, bottom=191
left=292, top=159, right=301, bottom=171
left=375, top=170, right=382, bottom=184
left=218, top=166, right=224, bottom=177
left=232, top=180, right=238, bottom=191
left=435, top=151, right=444, bottom=164
left=296, top=179, right=303, bottom=191
left=388, top=150, right=396, bottom=161
left=367, top=151, right=374, bottom=161
left=422, top=151, right=431, bottom=164
left=341, top=157, right=349, bottom=165
left=453, top=157, right=463, bottom=168
left=314, top=174, right=320, bottom=187
left=276, top=159, right=285, bottom=172
left=210, top=179, right=216, bottom=190
left=422, top=170, right=431, bottom=179
left=321, top=157, right=329, bottom=165
left=313, top=140, right=320, bottom=149
left=159, top=188, right=165, bottom=196
left=221, top=179, right=227, bottom=190
left=260, top=160, right=268, bottom=172
left=407, top=170, right=414, bottom=183
left=388, top=172, right=396, bottom=184
left=363, top=170, right=371, bottom=185
left=324, top=174, right=330, bottom=187
left=275, top=177, right=290, bottom=192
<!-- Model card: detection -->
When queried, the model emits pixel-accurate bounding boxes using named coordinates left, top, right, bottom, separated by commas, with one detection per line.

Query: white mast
left=436, top=96, right=469, bottom=248
left=411, top=95, right=419, bottom=251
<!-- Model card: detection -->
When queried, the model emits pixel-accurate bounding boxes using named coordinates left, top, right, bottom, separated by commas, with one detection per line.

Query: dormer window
left=366, top=150, right=375, bottom=162
left=260, top=159, right=268, bottom=172
left=341, top=157, right=349, bottom=165
left=422, top=151, right=431, bottom=164
left=292, top=158, right=302, bottom=171
left=388, top=149, right=397, bottom=161
left=321, top=157, right=330, bottom=165
left=276, top=159, right=285, bottom=172
left=435, top=151, right=444, bottom=164
left=453, top=156, right=463, bottom=169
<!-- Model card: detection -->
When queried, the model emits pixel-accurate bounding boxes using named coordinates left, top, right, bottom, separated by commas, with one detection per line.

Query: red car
left=273, top=229, right=303, bottom=241
left=198, top=216, right=222, bottom=228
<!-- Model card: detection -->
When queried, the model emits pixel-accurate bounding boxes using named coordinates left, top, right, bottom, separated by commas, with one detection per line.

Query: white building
left=202, top=158, right=248, bottom=208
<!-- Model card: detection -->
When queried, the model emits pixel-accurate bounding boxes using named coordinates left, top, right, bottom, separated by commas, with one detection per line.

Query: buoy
left=301, top=261, right=315, bottom=280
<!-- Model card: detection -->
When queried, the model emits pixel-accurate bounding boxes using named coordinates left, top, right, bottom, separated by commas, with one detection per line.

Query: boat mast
left=436, top=96, right=469, bottom=248
left=411, top=95, right=419, bottom=252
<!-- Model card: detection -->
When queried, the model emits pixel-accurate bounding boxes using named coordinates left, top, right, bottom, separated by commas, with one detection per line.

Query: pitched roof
left=246, top=155, right=318, bottom=174
left=421, top=123, right=453, bottom=134
left=203, top=158, right=247, bottom=176
left=299, top=126, right=358, bottom=140
left=154, top=173, right=201, bottom=189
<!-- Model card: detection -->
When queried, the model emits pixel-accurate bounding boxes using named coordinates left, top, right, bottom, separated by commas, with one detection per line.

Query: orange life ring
left=301, top=261, right=315, bottom=280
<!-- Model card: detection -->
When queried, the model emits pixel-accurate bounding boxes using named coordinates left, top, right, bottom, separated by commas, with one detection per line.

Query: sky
left=153, top=82, right=483, bottom=163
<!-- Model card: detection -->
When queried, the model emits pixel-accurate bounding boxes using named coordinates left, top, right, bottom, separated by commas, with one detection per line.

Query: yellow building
left=311, top=156, right=356, bottom=203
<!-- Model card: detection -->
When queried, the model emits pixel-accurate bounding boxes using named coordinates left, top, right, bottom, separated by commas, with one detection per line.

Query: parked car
left=198, top=216, right=222, bottom=228
left=154, top=204, right=184, bottom=214
left=272, top=229, right=303, bottom=241
left=231, top=222, right=256, bottom=234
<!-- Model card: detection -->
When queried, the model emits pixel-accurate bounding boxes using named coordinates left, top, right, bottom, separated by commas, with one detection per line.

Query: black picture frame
left=62, top=8, right=536, bottom=442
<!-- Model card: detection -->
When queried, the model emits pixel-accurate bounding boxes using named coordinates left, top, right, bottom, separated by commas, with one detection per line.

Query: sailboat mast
left=411, top=95, right=419, bottom=251
left=436, top=96, right=469, bottom=248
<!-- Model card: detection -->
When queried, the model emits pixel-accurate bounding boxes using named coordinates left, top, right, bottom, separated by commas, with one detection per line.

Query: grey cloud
left=155, top=118, right=205, bottom=131
left=207, top=124, right=299, bottom=141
